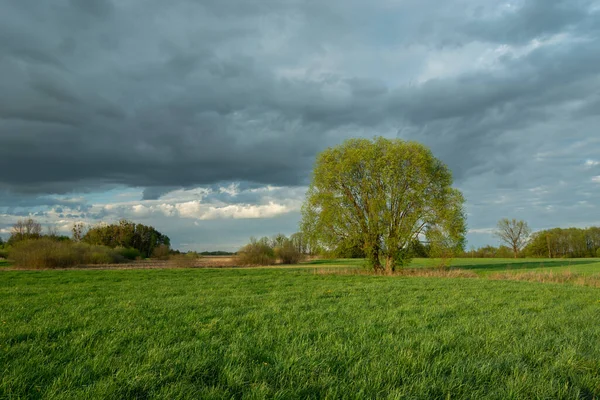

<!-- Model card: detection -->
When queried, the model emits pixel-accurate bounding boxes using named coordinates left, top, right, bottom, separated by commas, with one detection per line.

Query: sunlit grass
left=2, top=267, right=600, bottom=398
left=303, top=257, right=600, bottom=275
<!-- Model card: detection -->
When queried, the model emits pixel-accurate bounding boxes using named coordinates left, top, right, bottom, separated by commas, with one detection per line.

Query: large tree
left=495, top=218, right=531, bottom=258
left=301, top=137, right=466, bottom=272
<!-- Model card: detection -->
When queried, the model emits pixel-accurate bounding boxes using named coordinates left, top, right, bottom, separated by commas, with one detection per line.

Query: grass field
left=306, top=257, right=600, bottom=276
left=2, top=266, right=600, bottom=399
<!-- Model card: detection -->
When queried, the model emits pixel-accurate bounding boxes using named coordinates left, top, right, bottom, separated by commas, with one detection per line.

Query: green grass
left=2, top=268, right=600, bottom=399
left=0, top=259, right=11, bottom=268
left=305, top=257, right=600, bottom=275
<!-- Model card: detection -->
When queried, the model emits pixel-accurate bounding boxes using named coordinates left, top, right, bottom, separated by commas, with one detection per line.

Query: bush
left=0, top=248, right=9, bottom=259
left=237, top=237, right=276, bottom=266
left=10, top=239, right=125, bottom=269
left=115, top=247, right=142, bottom=260
left=597, top=248, right=600, bottom=258
left=152, top=244, right=171, bottom=260
left=275, top=240, right=304, bottom=264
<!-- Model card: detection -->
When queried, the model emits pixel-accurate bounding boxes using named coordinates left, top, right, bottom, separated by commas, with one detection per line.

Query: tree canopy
left=301, top=137, right=466, bottom=271
left=82, top=220, right=170, bottom=258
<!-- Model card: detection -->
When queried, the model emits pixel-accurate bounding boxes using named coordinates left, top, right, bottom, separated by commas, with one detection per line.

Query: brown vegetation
left=489, top=271, right=600, bottom=288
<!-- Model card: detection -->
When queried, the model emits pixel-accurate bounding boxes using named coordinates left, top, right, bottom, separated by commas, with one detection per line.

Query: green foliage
left=463, top=245, right=514, bottom=258
left=199, top=250, right=234, bottom=256
left=151, top=244, right=170, bottom=260
left=1, top=268, right=600, bottom=398
left=115, top=247, right=142, bottom=260
left=302, top=137, right=466, bottom=272
left=82, top=219, right=170, bottom=258
left=0, top=248, right=9, bottom=259
left=524, top=227, right=600, bottom=258
left=274, top=238, right=304, bottom=264
left=237, top=237, right=276, bottom=266
left=9, top=239, right=125, bottom=268
left=597, top=248, right=600, bottom=258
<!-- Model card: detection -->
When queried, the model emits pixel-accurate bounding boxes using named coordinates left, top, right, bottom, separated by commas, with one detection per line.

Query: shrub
left=115, top=247, right=142, bottom=260
left=275, top=240, right=304, bottom=264
left=0, top=248, right=9, bottom=259
left=152, top=244, right=170, bottom=260
left=10, top=239, right=125, bottom=269
left=597, top=248, right=600, bottom=258
left=237, top=237, right=276, bottom=266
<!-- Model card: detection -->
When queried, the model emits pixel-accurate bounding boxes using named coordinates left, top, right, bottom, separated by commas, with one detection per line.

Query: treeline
left=1, top=218, right=172, bottom=268
left=461, top=245, right=514, bottom=258
left=523, top=227, right=600, bottom=258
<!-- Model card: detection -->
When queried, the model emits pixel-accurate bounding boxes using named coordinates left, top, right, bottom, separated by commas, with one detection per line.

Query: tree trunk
left=385, top=255, right=395, bottom=273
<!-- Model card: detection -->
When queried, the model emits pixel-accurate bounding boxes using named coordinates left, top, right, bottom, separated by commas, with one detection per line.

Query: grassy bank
left=1, top=267, right=600, bottom=398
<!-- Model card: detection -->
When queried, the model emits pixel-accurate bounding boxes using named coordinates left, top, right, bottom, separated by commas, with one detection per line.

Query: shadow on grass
left=302, top=258, right=366, bottom=266
left=452, top=259, right=598, bottom=273
left=0, top=260, right=13, bottom=268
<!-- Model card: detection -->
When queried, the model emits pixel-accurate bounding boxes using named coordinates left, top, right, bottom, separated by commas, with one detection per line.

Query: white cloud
left=592, top=176, right=600, bottom=183
left=219, top=182, right=240, bottom=196
left=199, top=202, right=290, bottom=220
left=468, top=228, right=495, bottom=235
left=585, top=159, right=600, bottom=168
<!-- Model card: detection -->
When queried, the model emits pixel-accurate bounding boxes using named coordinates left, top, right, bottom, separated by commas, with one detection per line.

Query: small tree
left=71, top=222, right=86, bottom=242
left=495, top=218, right=531, bottom=258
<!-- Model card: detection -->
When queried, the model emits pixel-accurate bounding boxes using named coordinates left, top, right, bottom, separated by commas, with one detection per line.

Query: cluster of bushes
left=237, top=234, right=305, bottom=266
left=2, top=218, right=175, bottom=268
left=81, top=220, right=170, bottom=258
left=9, top=239, right=128, bottom=269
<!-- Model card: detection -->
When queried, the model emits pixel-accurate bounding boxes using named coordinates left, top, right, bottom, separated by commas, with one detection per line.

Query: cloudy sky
left=1, top=0, right=599, bottom=251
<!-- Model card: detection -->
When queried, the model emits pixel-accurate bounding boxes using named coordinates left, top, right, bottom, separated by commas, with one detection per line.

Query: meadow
left=2, top=260, right=600, bottom=399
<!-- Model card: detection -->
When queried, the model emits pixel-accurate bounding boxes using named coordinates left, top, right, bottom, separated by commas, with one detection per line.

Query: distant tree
left=8, top=218, right=42, bottom=245
left=495, top=218, right=531, bottom=258
left=301, top=137, right=466, bottom=272
left=71, top=222, right=86, bottom=242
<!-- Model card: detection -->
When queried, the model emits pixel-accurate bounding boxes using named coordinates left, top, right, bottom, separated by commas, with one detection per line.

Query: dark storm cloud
left=0, top=0, right=599, bottom=200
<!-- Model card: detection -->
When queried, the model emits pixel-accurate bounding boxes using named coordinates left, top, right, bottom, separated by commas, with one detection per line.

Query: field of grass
left=305, top=257, right=600, bottom=275
left=2, top=267, right=600, bottom=398
left=0, top=259, right=11, bottom=268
